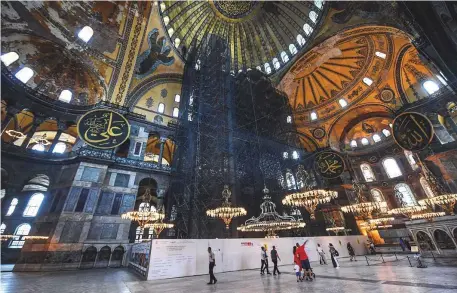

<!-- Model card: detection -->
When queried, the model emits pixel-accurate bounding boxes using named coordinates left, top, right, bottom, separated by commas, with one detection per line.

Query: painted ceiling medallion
left=213, top=1, right=259, bottom=19
left=312, top=127, right=326, bottom=139
left=380, top=88, right=394, bottom=103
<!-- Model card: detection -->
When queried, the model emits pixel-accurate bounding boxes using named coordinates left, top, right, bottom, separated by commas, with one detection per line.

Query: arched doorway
left=416, top=231, right=436, bottom=251
left=433, top=229, right=456, bottom=250
left=95, top=246, right=111, bottom=268
left=80, top=246, right=97, bottom=269
left=109, top=246, right=125, bottom=268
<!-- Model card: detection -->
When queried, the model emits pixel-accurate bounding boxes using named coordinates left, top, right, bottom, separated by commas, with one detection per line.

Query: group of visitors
left=207, top=241, right=360, bottom=284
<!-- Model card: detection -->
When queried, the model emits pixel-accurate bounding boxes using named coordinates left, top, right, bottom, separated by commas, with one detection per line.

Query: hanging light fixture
left=282, top=188, right=338, bottom=220
left=206, top=185, right=247, bottom=229
left=121, top=188, right=164, bottom=227
left=238, top=186, right=305, bottom=237
left=144, top=206, right=174, bottom=237
left=341, top=180, right=384, bottom=219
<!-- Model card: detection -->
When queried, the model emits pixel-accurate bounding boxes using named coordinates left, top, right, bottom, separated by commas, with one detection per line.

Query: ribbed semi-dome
left=160, top=0, right=326, bottom=73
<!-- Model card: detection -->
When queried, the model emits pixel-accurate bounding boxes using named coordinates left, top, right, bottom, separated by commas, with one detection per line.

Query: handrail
left=1, top=143, right=172, bottom=172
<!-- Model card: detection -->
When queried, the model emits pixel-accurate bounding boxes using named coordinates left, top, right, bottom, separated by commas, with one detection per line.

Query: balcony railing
left=1, top=142, right=171, bottom=172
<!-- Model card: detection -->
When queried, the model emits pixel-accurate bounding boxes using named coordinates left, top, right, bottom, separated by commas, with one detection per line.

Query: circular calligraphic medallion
left=314, top=151, right=345, bottom=179
left=380, top=89, right=394, bottom=103
left=392, top=112, right=434, bottom=152
left=312, top=127, right=326, bottom=139
left=77, top=109, right=130, bottom=149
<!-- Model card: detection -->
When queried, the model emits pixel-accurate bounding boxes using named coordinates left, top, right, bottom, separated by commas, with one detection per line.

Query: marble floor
left=2, top=258, right=457, bottom=293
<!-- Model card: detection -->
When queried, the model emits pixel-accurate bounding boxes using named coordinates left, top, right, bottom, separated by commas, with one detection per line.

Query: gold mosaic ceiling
left=160, top=0, right=325, bottom=72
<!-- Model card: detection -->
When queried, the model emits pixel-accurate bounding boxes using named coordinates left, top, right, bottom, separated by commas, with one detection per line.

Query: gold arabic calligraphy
left=316, top=152, right=344, bottom=178
left=394, top=113, right=433, bottom=151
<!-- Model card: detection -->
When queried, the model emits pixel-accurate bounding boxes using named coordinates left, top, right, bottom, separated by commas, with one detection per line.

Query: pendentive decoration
left=392, top=112, right=434, bottom=151
left=77, top=109, right=130, bottom=149
left=314, top=151, right=345, bottom=179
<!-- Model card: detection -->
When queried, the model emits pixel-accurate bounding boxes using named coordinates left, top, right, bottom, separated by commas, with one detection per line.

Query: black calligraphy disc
left=392, top=112, right=434, bottom=152
left=314, top=151, right=345, bottom=179
left=77, top=109, right=130, bottom=149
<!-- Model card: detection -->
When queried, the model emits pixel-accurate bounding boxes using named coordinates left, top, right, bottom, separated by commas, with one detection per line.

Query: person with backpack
left=329, top=243, right=340, bottom=269
left=347, top=242, right=357, bottom=261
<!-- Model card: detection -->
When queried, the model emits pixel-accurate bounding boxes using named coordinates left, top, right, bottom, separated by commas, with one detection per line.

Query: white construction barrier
left=128, top=235, right=368, bottom=280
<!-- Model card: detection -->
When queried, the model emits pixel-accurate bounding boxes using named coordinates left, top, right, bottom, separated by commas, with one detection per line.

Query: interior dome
left=160, top=0, right=326, bottom=72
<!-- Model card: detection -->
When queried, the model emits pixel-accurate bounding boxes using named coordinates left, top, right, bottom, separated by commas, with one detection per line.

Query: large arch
left=80, top=246, right=97, bottom=269
left=416, top=231, right=436, bottom=251
left=433, top=229, right=456, bottom=250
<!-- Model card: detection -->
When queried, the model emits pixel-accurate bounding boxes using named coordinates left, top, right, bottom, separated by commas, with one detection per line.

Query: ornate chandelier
left=144, top=207, right=174, bottom=238
left=341, top=180, right=384, bottom=219
left=416, top=158, right=457, bottom=215
left=206, top=185, right=247, bottom=229
left=121, top=188, right=164, bottom=227
left=238, top=186, right=305, bottom=236
left=410, top=211, right=445, bottom=220
left=282, top=188, right=338, bottom=220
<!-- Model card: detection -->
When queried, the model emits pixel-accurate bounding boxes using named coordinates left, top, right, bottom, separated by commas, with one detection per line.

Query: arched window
left=32, top=144, right=45, bottom=152
left=286, top=115, right=292, bottom=123
left=174, top=94, right=180, bottom=102
left=289, top=44, right=297, bottom=55
left=423, top=80, right=439, bottom=95
left=135, top=226, right=143, bottom=243
left=272, top=58, right=280, bottom=70
left=375, top=51, right=386, bottom=59
left=314, top=0, right=323, bottom=9
left=373, top=134, right=381, bottom=142
left=383, top=157, right=402, bottom=178
left=23, top=193, right=45, bottom=217
left=338, top=98, right=348, bottom=108
left=53, top=142, right=67, bottom=154
left=394, top=183, right=417, bottom=206
left=172, top=107, right=179, bottom=117
left=285, top=169, right=296, bottom=190
left=297, top=34, right=306, bottom=46
left=281, top=51, right=289, bottom=63
left=160, top=2, right=166, bottom=12
left=264, top=63, right=272, bottom=74
left=420, top=177, right=435, bottom=198
left=310, top=112, right=317, bottom=121
left=163, top=16, right=170, bottom=26
left=78, top=26, right=94, bottom=42
left=15, top=67, right=34, bottom=83
left=292, top=151, right=299, bottom=160
left=361, top=138, right=369, bottom=145
left=139, top=202, right=150, bottom=212
left=370, top=189, right=384, bottom=202
left=9, top=223, right=31, bottom=248
left=404, top=150, right=419, bottom=170
left=309, top=11, right=318, bottom=23
left=157, top=103, right=165, bottom=113
left=0, top=223, right=5, bottom=234
left=174, top=38, right=180, bottom=47
left=6, top=198, right=18, bottom=216
left=382, top=129, right=391, bottom=137
left=360, top=163, right=376, bottom=182
left=58, top=90, right=72, bottom=103
left=195, top=59, right=201, bottom=71
left=168, top=27, right=174, bottom=37
left=283, top=152, right=289, bottom=159
left=350, top=140, right=357, bottom=147
left=256, top=66, right=262, bottom=71
left=436, top=74, right=447, bottom=86
left=1, top=52, right=19, bottom=66
left=303, top=23, right=313, bottom=36
left=363, top=77, right=373, bottom=86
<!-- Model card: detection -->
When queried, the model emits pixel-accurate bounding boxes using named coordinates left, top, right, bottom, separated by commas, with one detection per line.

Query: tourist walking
left=329, top=243, right=340, bottom=269
left=207, top=247, right=217, bottom=284
left=317, top=244, right=327, bottom=265
left=296, top=241, right=313, bottom=281
left=260, top=246, right=271, bottom=275
left=271, top=246, right=281, bottom=275
left=347, top=242, right=357, bottom=261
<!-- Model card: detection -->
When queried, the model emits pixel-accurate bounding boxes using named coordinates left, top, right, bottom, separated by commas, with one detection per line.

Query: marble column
left=48, top=122, right=66, bottom=153
left=158, top=137, right=166, bottom=166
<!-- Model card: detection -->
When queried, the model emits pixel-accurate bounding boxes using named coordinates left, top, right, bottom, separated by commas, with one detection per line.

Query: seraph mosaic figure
left=135, top=28, right=174, bottom=78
